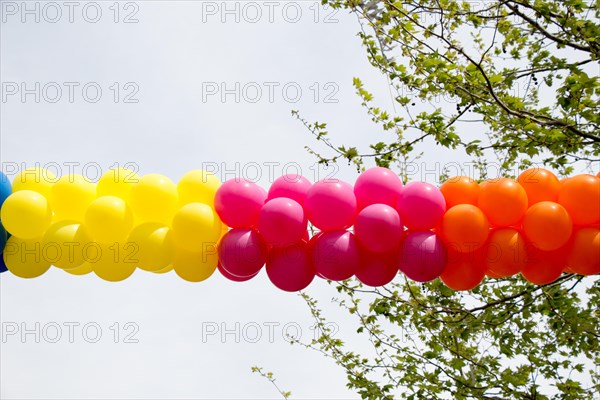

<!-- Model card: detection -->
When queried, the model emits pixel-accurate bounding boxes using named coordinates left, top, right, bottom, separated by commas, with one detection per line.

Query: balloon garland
left=0, top=167, right=598, bottom=291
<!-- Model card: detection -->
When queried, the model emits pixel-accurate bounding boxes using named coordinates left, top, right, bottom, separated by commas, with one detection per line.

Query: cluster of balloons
left=0, top=167, right=599, bottom=291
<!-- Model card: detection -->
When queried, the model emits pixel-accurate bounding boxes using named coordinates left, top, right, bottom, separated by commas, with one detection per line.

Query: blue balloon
left=0, top=229, right=8, bottom=273
left=0, top=253, right=7, bottom=273
left=0, top=221, right=6, bottom=253
left=0, top=171, right=11, bottom=208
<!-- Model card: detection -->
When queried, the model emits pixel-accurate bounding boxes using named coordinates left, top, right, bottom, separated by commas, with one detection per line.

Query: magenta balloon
left=354, top=204, right=403, bottom=253
left=266, top=241, right=315, bottom=292
left=354, top=167, right=403, bottom=209
left=218, top=228, right=267, bottom=277
left=356, top=247, right=400, bottom=287
left=215, top=179, right=267, bottom=228
left=396, top=182, right=446, bottom=230
left=305, top=180, right=357, bottom=231
left=218, top=263, right=260, bottom=282
left=267, top=174, right=312, bottom=206
left=400, top=231, right=447, bottom=282
left=311, top=230, right=359, bottom=281
left=258, top=198, right=307, bottom=246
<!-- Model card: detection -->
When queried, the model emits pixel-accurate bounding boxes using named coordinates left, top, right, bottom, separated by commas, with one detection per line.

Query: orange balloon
left=440, top=176, right=480, bottom=209
left=521, top=244, right=565, bottom=285
left=478, top=178, right=528, bottom=227
left=566, top=228, right=600, bottom=276
left=522, top=201, right=573, bottom=251
left=517, top=168, right=560, bottom=206
left=484, top=228, right=526, bottom=277
left=558, top=174, right=600, bottom=225
left=441, top=204, right=489, bottom=252
left=441, top=248, right=486, bottom=291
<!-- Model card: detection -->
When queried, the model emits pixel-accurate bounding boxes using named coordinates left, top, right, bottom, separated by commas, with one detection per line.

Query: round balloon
left=400, top=231, right=446, bottom=282
left=521, top=244, right=566, bottom=285
left=127, top=223, right=174, bottom=272
left=354, top=204, right=403, bottom=253
left=441, top=248, right=486, bottom=291
left=0, top=171, right=12, bottom=208
left=440, top=176, right=480, bottom=209
left=311, top=230, right=359, bottom=281
left=92, top=242, right=137, bottom=282
left=173, top=244, right=219, bottom=282
left=42, top=222, right=92, bottom=269
left=266, top=241, right=315, bottom=292
left=356, top=246, right=400, bottom=287
left=171, top=202, right=222, bottom=252
left=97, top=167, right=139, bottom=202
left=566, top=228, right=600, bottom=276
left=522, top=201, right=572, bottom=251
left=517, top=168, right=560, bottom=206
left=84, top=196, right=133, bottom=243
left=12, top=167, right=57, bottom=197
left=1, top=190, right=52, bottom=239
left=267, top=174, right=312, bottom=207
left=354, top=167, right=403, bottom=210
left=483, top=228, right=526, bottom=277
left=50, top=174, right=96, bottom=222
left=440, top=204, right=489, bottom=252
left=178, top=170, right=221, bottom=207
left=218, top=262, right=260, bottom=282
left=63, top=262, right=94, bottom=276
left=215, top=179, right=267, bottom=228
left=258, top=198, right=307, bottom=246
left=218, top=228, right=267, bottom=278
left=305, top=180, right=357, bottom=231
left=558, top=174, right=600, bottom=225
left=478, top=178, right=528, bottom=227
left=130, top=174, right=179, bottom=224
left=396, top=182, right=446, bottom=230
left=3, top=236, right=51, bottom=278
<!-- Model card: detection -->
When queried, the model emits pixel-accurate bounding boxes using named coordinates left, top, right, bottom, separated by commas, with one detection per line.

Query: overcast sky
left=1, top=1, right=598, bottom=399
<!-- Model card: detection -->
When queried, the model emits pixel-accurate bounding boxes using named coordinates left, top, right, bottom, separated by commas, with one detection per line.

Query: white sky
left=1, top=1, right=598, bottom=399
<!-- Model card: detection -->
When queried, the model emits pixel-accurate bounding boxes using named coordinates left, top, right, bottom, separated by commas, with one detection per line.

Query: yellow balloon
left=130, top=174, right=178, bottom=224
left=64, top=262, right=94, bottom=276
left=153, top=264, right=174, bottom=274
left=127, top=223, right=173, bottom=272
left=50, top=174, right=96, bottom=222
left=171, top=203, right=222, bottom=252
left=12, top=167, right=57, bottom=197
left=1, top=190, right=52, bottom=239
left=42, top=222, right=92, bottom=269
left=173, top=245, right=218, bottom=282
left=84, top=196, right=133, bottom=242
left=92, top=242, right=137, bottom=282
left=97, top=167, right=139, bottom=202
left=177, top=170, right=221, bottom=207
left=3, top=236, right=51, bottom=278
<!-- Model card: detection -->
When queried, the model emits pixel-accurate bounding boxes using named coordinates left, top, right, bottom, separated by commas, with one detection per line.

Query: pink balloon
left=354, top=204, right=403, bottom=253
left=354, top=167, right=403, bottom=209
left=218, top=228, right=267, bottom=277
left=258, top=198, right=307, bottom=246
left=267, top=174, right=312, bottom=206
left=311, top=230, right=359, bottom=281
left=215, top=179, right=267, bottom=228
left=400, top=231, right=447, bottom=282
left=356, top=247, right=400, bottom=287
left=266, top=241, right=315, bottom=292
left=218, top=263, right=260, bottom=282
left=396, top=182, right=446, bottom=230
left=305, top=180, right=357, bottom=231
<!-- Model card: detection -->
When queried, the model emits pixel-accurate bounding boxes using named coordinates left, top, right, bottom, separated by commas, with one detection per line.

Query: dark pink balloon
left=396, top=182, right=446, bottom=230
left=354, top=204, right=403, bottom=253
left=267, top=174, right=312, bottom=206
left=266, top=241, right=315, bottom=292
left=258, top=198, right=307, bottom=246
left=400, top=231, right=447, bottom=282
left=356, top=247, right=400, bottom=287
left=218, top=263, right=260, bottom=282
left=354, top=167, right=403, bottom=210
left=218, top=228, right=267, bottom=278
left=305, top=180, right=357, bottom=231
left=215, top=179, right=267, bottom=228
left=311, top=230, right=359, bottom=281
